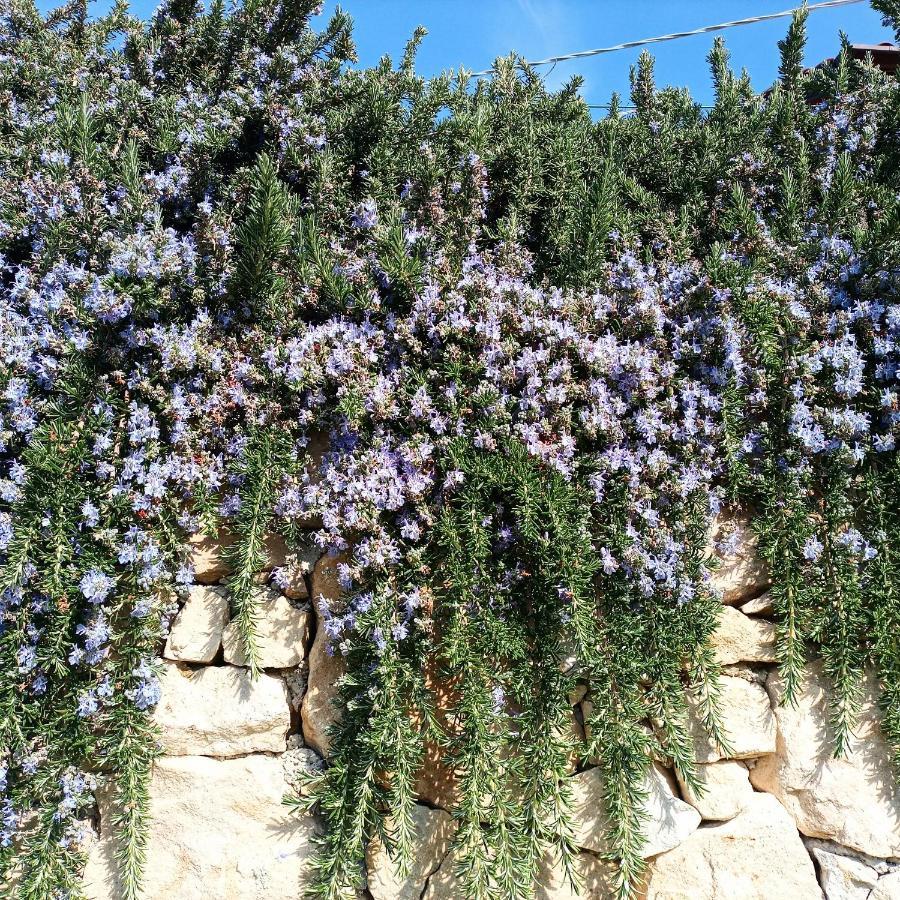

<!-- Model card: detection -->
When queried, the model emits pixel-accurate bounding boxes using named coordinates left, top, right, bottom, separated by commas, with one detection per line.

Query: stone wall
left=80, top=514, right=900, bottom=899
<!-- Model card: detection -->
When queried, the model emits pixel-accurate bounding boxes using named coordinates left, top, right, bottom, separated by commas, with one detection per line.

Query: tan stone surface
left=707, top=512, right=771, bottom=604
left=300, top=624, right=343, bottom=756
left=83, top=755, right=318, bottom=900
left=676, top=760, right=753, bottom=821
left=570, top=763, right=700, bottom=858
left=301, top=553, right=348, bottom=756
left=262, top=532, right=290, bottom=569
left=750, top=665, right=900, bottom=859
left=423, top=843, right=631, bottom=898
left=188, top=530, right=291, bottom=583
left=872, top=872, right=900, bottom=900
left=739, top=591, right=774, bottom=616
left=806, top=841, right=879, bottom=900
left=367, top=805, right=454, bottom=900
left=278, top=546, right=319, bottom=599
left=163, top=585, right=229, bottom=663
left=414, top=659, right=460, bottom=809
left=221, top=588, right=311, bottom=668
left=711, top=606, right=776, bottom=666
left=421, top=849, right=616, bottom=900
left=536, top=849, right=618, bottom=900
left=414, top=735, right=458, bottom=810
left=187, top=529, right=235, bottom=583
left=687, top=674, right=776, bottom=762
left=569, top=682, right=588, bottom=706
left=154, top=662, right=290, bottom=756
left=642, top=793, right=822, bottom=899
left=421, top=851, right=461, bottom=899
left=558, top=630, right=581, bottom=675
left=309, top=550, right=345, bottom=604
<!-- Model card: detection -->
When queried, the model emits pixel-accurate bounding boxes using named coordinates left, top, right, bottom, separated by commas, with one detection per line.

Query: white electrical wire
left=470, top=0, right=866, bottom=76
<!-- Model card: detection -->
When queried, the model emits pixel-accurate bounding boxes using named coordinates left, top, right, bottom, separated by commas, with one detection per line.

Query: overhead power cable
left=471, top=0, right=865, bottom=76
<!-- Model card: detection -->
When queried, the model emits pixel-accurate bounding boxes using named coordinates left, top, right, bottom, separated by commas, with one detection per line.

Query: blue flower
left=600, top=547, right=619, bottom=575
left=351, top=199, right=378, bottom=230
left=79, top=570, right=114, bottom=604
left=76, top=692, right=99, bottom=717
left=803, top=537, right=824, bottom=561
left=81, top=500, right=100, bottom=528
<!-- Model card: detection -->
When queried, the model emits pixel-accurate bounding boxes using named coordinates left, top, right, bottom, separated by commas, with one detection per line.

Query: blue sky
left=40, top=1, right=895, bottom=107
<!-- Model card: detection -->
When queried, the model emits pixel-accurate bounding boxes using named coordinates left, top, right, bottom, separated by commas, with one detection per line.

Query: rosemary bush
left=1, top=0, right=900, bottom=897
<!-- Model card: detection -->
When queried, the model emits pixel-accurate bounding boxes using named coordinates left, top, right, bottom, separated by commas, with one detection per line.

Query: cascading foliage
left=1, top=0, right=899, bottom=897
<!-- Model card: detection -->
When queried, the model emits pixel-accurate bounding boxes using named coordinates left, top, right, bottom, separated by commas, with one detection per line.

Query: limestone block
left=569, top=763, right=700, bottom=858
left=301, top=553, right=347, bottom=756
left=708, top=512, right=771, bottom=604
left=275, top=546, right=319, bottom=600
left=687, top=674, right=776, bottom=762
left=187, top=530, right=235, bottom=583
left=83, top=755, right=318, bottom=900
left=750, top=664, right=900, bottom=859
left=153, top=662, right=290, bottom=756
left=421, top=849, right=617, bottom=900
left=740, top=591, right=774, bottom=616
left=187, top=529, right=291, bottom=583
left=872, top=872, right=900, bottom=900
left=641, top=793, right=822, bottom=899
left=805, top=840, right=880, bottom=900
left=535, top=850, right=618, bottom=900
left=163, top=585, right=228, bottom=663
left=712, top=606, right=777, bottom=666
left=222, top=588, right=311, bottom=668
left=676, top=759, right=754, bottom=821
left=367, top=805, right=454, bottom=900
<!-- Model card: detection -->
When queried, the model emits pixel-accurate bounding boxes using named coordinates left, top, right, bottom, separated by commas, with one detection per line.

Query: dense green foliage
left=1, top=1, right=900, bottom=898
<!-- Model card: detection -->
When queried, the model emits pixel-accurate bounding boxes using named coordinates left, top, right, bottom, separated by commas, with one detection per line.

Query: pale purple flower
left=600, top=547, right=619, bottom=575
left=79, top=570, right=114, bottom=604
left=803, top=537, right=824, bottom=561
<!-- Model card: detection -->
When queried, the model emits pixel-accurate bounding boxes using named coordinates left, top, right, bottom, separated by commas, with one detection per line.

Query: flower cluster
left=1, top=1, right=899, bottom=898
